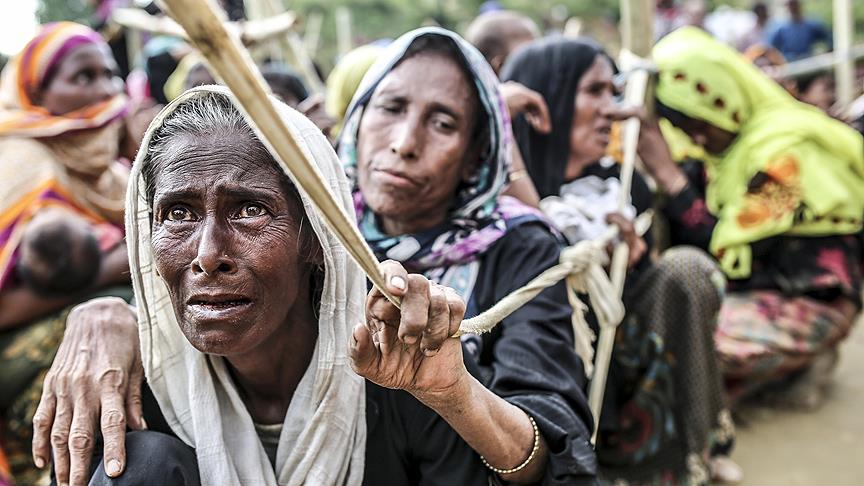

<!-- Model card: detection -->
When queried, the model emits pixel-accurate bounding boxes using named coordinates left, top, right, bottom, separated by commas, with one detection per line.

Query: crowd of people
left=0, top=0, right=862, bottom=485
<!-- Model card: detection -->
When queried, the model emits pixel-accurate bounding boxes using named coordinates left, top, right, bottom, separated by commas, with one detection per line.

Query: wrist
left=656, top=166, right=688, bottom=195
left=412, top=371, right=475, bottom=415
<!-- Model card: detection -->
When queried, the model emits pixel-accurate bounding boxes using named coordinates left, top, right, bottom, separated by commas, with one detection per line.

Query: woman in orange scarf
left=0, top=22, right=135, bottom=483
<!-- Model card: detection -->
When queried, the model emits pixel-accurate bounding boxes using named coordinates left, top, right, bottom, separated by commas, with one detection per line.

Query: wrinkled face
left=567, top=55, right=616, bottom=177
left=37, top=43, right=121, bottom=115
left=149, top=131, right=311, bottom=356
left=356, top=52, right=480, bottom=234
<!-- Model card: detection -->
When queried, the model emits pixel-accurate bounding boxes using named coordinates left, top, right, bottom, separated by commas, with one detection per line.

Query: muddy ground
left=731, top=322, right=864, bottom=485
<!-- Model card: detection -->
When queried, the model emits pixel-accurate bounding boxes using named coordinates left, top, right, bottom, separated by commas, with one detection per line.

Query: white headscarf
left=125, top=86, right=367, bottom=485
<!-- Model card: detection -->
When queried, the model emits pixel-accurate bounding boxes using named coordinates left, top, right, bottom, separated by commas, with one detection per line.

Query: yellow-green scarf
left=654, top=27, right=864, bottom=279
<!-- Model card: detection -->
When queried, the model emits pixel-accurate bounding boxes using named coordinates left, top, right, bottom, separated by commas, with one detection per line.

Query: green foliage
left=36, top=0, right=93, bottom=24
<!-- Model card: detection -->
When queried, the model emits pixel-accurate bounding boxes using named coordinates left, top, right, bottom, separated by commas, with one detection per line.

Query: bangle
left=480, top=415, right=540, bottom=476
left=508, top=169, right=529, bottom=183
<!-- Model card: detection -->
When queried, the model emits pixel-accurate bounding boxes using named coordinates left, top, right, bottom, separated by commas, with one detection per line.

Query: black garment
left=500, top=36, right=615, bottom=199
left=665, top=159, right=864, bottom=306
left=74, top=380, right=489, bottom=486
left=465, top=223, right=598, bottom=485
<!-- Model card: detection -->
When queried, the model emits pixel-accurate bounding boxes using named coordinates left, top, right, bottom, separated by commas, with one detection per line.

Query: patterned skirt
left=716, top=290, right=858, bottom=401
left=597, top=247, right=734, bottom=485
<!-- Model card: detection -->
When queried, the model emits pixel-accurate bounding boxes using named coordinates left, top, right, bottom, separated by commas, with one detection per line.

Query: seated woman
left=635, top=27, right=864, bottom=406
left=36, top=29, right=599, bottom=485
left=501, top=37, right=737, bottom=484
left=0, top=22, right=133, bottom=483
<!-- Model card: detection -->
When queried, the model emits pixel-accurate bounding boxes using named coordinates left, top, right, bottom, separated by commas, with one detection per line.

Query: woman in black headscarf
left=502, top=37, right=739, bottom=485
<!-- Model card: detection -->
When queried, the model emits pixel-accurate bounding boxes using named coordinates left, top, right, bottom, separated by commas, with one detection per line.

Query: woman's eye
left=166, top=206, right=193, bottom=222
left=238, top=204, right=267, bottom=218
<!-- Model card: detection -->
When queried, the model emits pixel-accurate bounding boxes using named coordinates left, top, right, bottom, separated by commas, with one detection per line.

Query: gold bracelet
left=508, top=169, right=529, bottom=183
left=480, top=415, right=540, bottom=476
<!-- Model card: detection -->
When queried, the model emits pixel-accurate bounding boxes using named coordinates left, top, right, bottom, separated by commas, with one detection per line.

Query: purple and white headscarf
left=338, top=27, right=547, bottom=276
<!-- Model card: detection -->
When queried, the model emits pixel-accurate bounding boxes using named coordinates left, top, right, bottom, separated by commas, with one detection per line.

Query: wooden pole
left=833, top=0, right=854, bottom=107
left=588, top=0, right=654, bottom=444
left=335, top=7, right=353, bottom=57
left=156, top=0, right=398, bottom=305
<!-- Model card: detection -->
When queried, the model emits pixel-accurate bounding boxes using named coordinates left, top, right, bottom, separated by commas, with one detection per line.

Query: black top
left=140, top=379, right=490, bottom=486
left=464, top=222, right=599, bottom=485
left=665, top=160, right=863, bottom=306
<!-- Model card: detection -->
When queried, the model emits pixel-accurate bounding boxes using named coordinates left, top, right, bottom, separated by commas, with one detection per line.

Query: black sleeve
left=364, top=383, right=489, bottom=486
left=472, top=224, right=598, bottom=486
left=663, top=183, right=717, bottom=251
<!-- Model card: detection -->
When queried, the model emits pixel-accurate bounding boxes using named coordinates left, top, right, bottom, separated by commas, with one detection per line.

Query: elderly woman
left=0, top=22, right=135, bottom=483
left=36, top=29, right=598, bottom=485
left=634, top=28, right=864, bottom=406
left=501, top=37, right=736, bottom=485
left=34, top=85, right=573, bottom=486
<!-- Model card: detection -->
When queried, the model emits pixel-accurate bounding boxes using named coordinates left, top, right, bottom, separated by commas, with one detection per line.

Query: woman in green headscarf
left=620, top=27, right=864, bottom=405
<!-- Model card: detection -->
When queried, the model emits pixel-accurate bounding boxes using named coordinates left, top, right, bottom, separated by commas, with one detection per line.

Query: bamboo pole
left=111, top=8, right=297, bottom=47
left=778, top=43, right=864, bottom=79
left=335, top=7, right=354, bottom=57
left=156, top=0, right=397, bottom=305
left=588, top=0, right=654, bottom=444
left=304, top=11, right=324, bottom=58
left=833, top=0, right=854, bottom=107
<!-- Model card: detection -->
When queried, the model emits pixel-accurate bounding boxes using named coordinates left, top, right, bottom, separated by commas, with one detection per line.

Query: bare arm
left=351, top=261, right=548, bottom=483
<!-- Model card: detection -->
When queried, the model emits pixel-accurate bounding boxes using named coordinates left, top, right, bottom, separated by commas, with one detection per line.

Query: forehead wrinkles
left=377, top=55, right=476, bottom=113
left=152, top=137, right=285, bottom=198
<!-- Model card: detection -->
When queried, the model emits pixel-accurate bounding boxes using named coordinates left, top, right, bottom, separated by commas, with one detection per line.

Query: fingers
left=606, top=213, right=646, bottom=267
left=525, top=92, right=552, bottom=134
left=419, top=285, right=451, bottom=356
left=125, top=364, right=145, bottom=431
left=397, top=275, right=431, bottom=345
left=50, top=388, right=74, bottom=486
left=367, top=260, right=409, bottom=324
left=32, top=379, right=57, bottom=470
left=602, top=104, right=645, bottom=122
left=100, top=385, right=128, bottom=478
left=349, top=322, right=378, bottom=375
left=68, top=405, right=97, bottom=486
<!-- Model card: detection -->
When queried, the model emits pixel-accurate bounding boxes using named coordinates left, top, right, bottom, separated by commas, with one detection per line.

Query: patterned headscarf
left=655, top=27, right=864, bottom=278
left=0, top=22, right=128, bottom=137
left=338, top=27, right=542, bottom=274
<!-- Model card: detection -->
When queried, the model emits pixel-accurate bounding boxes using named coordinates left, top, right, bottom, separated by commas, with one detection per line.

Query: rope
left=458, top=211, right=652, bottom=375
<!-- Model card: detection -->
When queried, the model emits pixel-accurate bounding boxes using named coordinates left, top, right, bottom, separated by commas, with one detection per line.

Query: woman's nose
left=191, top=222, right=238, bottom=276
left=389, top=118, right=421, bottom=160
left=94, top=75, right=119, bottom=102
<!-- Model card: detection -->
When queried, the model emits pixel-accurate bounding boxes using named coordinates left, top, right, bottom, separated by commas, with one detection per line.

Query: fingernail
left=34, top=456, right=45, bottom=469
left=107, top=459, right=122, bottom=476
left=403, top=335, right=418, bottom=345
left=424, top=347, right=440, bottom=357
left=140, top=417, right=148, bottom=430
left=390, top=276, right=406, bottom=290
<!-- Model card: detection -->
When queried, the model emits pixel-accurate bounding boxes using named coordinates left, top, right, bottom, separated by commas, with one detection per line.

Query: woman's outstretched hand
left=31, top=297, right=143, bottom=486
left=350, top=260, right=468, bottom=403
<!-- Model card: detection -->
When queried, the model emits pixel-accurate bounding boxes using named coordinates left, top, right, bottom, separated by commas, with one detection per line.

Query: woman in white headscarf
left=32, top=85, right=568, bottom=486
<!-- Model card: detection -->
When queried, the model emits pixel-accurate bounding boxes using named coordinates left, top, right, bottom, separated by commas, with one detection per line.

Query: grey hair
left=140, top=90, right=274, bottom=206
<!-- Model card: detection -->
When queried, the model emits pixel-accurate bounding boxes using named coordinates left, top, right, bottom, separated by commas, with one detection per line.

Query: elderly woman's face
left=356, top=52, right=480, bottom=234
left=37, top=43, right=121, bottom=115
left=149, top=132, right=311, bottom=356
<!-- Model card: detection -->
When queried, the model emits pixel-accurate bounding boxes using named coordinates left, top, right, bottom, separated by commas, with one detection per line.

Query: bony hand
left=350, top=260, right=468, bottom=401
left=501, top=81, right=552, bottom=134
left=32, top=297, right=143, bottom=486
left=602, top=105, right=687, bottom=195
left=606, top=212, right=647, bottom=268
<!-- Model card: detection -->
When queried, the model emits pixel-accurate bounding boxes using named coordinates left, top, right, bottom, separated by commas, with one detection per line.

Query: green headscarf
left=654, top=27, right=864, bottom=279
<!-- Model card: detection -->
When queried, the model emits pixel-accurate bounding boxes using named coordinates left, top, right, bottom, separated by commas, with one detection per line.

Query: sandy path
left=731, top=323, right=864, bottom=485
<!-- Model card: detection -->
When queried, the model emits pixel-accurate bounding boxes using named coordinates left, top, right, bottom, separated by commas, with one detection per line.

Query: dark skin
left=0, top=43, right=132, bottom=330
left=149, top=133, right=318, bottom=424
left=356, top=53, right=481, bottom=236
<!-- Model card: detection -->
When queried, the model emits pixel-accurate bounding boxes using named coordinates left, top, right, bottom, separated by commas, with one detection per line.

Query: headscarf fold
left=0, top=22, right=129, bottom=290
left=127, top=86, right=366, bottom=486
left=0, top=22, right=128, bottom=137
left=654, top=27, right=864, bottom=278
left=339, top=27, right=544, bottom=275
left=500, top=37, right=613, bottom=199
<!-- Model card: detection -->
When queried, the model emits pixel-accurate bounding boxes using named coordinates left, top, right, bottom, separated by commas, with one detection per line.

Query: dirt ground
left=730, top=322, right=864, bottom=486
